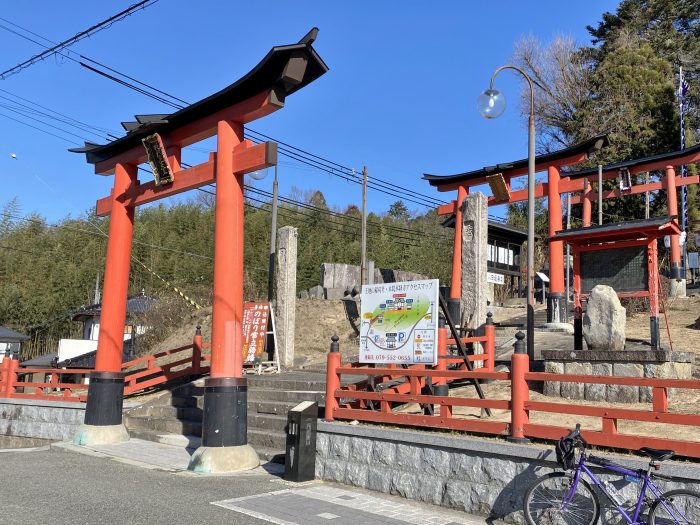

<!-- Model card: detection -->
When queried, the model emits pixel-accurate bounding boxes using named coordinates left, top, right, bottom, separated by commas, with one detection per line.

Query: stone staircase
left=123, top=372, right=326, bottom=463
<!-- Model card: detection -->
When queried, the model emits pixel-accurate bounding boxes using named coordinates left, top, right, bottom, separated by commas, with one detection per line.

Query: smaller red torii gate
left=70, top=29, right=328, bottom=472
left=424, top=135, right=609, bottom=326
left=423, top=139, right=700, bottom=331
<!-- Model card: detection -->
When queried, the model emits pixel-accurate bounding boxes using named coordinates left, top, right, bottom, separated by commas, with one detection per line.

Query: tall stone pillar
left=276, top=226, right=298, bottom=368
left=461, top=193, right=488, bottom=364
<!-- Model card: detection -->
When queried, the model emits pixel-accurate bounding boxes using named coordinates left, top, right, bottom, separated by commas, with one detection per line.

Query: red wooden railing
left=327, top=330, right=700, bottom=459
left=0, top=328, right=210, bottom=403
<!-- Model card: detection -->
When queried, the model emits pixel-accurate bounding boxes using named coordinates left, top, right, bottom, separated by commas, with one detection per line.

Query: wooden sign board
left=580, top=246, right=647, bottom=293
left=242, top=302, right=270, bottom=364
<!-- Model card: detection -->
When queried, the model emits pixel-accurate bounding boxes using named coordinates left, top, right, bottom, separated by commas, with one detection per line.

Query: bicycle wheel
left=649, top=489, right=700, bottom=525
left=523, top=472, right=600, bottom=525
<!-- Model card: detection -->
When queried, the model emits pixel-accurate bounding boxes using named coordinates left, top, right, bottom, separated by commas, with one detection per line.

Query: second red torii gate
left=423, top=138, right=700, bottom=328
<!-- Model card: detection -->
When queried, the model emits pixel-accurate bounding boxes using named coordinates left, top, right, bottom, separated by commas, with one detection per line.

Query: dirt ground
left=140, top=293, right=699, bottom=447
left=150, top=294, right=700, bottom=363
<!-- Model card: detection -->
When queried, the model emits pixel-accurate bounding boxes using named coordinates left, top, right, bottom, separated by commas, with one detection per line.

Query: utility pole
left=360, top=166, right=368, bottom=287
left=267, top=165, right=279, bottom=302
left=94, top=271, right=101, bottom=304
left=565, top=193, right=571, bottom=321
left=678, top=66, right=688, bottom=277
left=645, top=172, right=650, bottom=219
left=598, top=164, right=603, bottom=226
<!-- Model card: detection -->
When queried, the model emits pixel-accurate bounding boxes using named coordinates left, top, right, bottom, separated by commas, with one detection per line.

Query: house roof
left=0, top=326, right=29, bottom=343
left=56, top=351, right=96, bottom=369
left=423, top=135, right=609, bottom=188
left=20, top=353, right=57, bottom=368
left=72, top=295, right=157, bottom=322
left=70, top=28, right=329, bottom=167
left=440, top=217, right=530, bottom=243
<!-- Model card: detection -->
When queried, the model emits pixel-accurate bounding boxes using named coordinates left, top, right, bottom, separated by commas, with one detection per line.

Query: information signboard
left=487, top=272, right=505, bottom=285
left=242, top=302, right=270, bottom=364
left=580, top=246, right=647, bottom=293
left=359, top=279, right=439, bottom=365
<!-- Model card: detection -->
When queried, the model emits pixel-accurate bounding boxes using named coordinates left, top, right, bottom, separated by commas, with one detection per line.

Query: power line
left=0, top=16, right=444, bottom=207
left=0, top=102, right=98, bottom=142
left=245, top=128, right=446, bottom=206
left=0, top=88, right=119, bottom=138
left=243, top=185, right=447, bottom=240
left=246, top=186, right=438, bottom=242
left=0, top=110, right=77, bottom=144
left=1, top=211, right=213, bottom=260
left=0, top=1, right=159, bottom=79
left=241, top=194, right=432, bottom=249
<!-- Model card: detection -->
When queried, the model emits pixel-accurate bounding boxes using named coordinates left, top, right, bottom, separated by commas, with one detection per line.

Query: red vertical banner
left=242, top=302, right=270, bottom=364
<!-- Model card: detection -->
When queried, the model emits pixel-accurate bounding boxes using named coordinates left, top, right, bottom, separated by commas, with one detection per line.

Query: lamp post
left=477, top=65, right=536, bottom=360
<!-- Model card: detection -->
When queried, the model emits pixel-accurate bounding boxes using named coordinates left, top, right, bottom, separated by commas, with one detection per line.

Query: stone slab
left=213, top=485, right=487, bottom=525
left=541, top=349, right=693, bottom=363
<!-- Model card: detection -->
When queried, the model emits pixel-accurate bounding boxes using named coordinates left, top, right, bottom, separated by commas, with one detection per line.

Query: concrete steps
left=123, top=372, right=326, bottom=464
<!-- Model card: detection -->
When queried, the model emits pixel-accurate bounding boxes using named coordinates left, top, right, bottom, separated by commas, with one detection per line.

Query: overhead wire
left=0, top=1, right=159, bottom=79
left=0, top=16, right=446, bottom=208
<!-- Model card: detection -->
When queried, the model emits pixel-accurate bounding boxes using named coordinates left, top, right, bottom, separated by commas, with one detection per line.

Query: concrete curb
left=318, top=420, right=700, bottom=481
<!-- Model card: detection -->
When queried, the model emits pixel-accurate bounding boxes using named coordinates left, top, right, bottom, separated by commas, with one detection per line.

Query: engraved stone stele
left=460, top=193, right=488, bottom=333
left=583, top=284, right=626, bottom=351
left=276, top=226, right=297, bottom=368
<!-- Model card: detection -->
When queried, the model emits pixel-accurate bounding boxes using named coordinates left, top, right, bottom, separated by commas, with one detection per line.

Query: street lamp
left=477, top=65, right=536, bottom=360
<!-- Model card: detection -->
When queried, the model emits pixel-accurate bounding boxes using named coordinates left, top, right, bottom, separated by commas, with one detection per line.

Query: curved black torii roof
left=564, top=143, right=700, bottom=179
left=423, top=134, right=609, bottom=187
left=70, top=28, right=329, bottom=165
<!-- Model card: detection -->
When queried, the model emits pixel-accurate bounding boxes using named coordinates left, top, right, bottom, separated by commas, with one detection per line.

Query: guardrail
left=326, top=330, right=700, bottom=459
left=0, top=327, right=210, bottom=403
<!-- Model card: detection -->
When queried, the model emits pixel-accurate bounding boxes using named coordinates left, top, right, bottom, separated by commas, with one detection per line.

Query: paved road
left=0, top=444, right=488, bottom=525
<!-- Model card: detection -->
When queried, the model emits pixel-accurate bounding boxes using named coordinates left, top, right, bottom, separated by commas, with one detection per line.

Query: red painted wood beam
left=435, top=153, right=587, bottom=193
left=94, top=89, right=283, bottom=175
left=569, top=175, right=699, bottom=205
left=95, top=141, right=276, bottom=216
left=436, top=173, right=698, bottom=211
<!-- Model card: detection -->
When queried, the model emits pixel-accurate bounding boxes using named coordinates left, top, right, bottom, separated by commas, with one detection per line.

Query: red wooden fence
left=326, top=330, right=700, bottom=459
left=0, top=328, right=210, bottom=402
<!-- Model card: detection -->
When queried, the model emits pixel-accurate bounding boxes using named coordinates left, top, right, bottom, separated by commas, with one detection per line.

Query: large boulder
left=583, top=285, right=626, bottom=351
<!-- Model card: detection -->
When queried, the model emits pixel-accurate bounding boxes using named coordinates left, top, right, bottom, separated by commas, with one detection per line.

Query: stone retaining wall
left=542, top=349, right=693, bottom=403
left=316, top=421, right=700, bottom=523
left=0, top=398, right=85, bottom=441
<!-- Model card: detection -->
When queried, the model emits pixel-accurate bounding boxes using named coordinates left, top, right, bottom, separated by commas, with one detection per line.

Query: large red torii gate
left=70, top=29, right=328, bottom=472
left=423, top=138, right=700, bottom=329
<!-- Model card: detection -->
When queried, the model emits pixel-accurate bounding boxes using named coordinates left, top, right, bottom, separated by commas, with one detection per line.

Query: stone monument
left=275, top=226, right=297, bottom=368
left=583, top=284, right=626, bottom=351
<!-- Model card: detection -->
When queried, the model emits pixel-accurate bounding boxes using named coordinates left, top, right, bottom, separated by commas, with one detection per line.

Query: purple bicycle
left=523, top=424, right=700, bottom=525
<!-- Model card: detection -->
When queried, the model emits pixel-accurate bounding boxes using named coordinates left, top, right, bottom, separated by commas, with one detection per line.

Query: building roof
left=423, top=135, right=609, bottom=188
left=56, top=351, right=96, bottom=369
left=20, top=353, right=57, bottom=368
left=0, top=326, right=29, bottom=343
left=552, top=216, right=681, bottom=244
left=566, top=143, right=700, bottom=179
left=72, top=295, right=157, bottom=322
left=440, top=217, right=530, bottom=243
left=70, top=28, right=329, bottom=166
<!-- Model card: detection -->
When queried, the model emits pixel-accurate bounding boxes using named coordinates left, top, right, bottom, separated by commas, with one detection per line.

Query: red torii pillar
left=449, top=185, right=467, bottom=324
left=665, top=165, right=683, bottom=282
left=546, top=166, right=566, bottom=324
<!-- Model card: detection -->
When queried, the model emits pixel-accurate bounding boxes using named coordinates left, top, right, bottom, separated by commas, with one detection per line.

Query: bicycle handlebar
left=563, top=423, right=588, bottom=449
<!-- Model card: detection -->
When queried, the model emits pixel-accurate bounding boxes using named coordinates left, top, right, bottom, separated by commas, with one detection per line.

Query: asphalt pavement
left=0, top=442, right=489, bottom=525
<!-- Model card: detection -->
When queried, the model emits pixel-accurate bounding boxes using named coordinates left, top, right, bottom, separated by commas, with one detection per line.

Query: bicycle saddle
left=639, top=447, right=674, bottom=461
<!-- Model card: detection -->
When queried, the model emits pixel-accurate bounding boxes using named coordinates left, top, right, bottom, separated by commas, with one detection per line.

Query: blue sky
left=0, top=1, right=618, bottom=223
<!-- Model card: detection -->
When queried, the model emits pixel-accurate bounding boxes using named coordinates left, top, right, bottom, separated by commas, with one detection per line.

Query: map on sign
left=359, top=279, right=439, bottom=365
